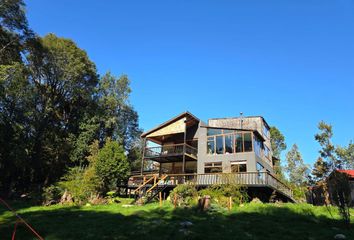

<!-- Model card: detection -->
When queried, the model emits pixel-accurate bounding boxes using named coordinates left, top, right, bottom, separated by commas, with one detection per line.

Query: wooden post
left=182, top=118, right=187, bottom=182
left=159, top=192, right=162, bottom=207
left=140, top=138, right=146, bottom=175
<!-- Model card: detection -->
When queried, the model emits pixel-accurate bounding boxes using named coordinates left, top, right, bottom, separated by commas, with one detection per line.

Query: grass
left=0, top=198, right=353, bottom=240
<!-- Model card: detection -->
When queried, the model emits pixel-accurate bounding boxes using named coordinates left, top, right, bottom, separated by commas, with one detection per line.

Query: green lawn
left=0, top=199, right=353, bottom=240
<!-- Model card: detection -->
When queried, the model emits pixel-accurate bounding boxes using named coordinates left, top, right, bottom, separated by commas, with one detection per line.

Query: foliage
left=169, top=184, right=198, bottom=207
left=270, top=126, right=287, bottom=180
left=95, top=139, right=130, bottom=193
left=0, top=0, right=140, bottom=197
left=314, top=121, right=339, bottom=172
left=311, top=157, right=330, bottom=183
left=336, top=142, right=354, bottom=169
left=327, top=171, right=352, bottom=225
left=58, top=166, right=100, bottom=204
left=199, top=183, right=248, bottom=207
left=285, top=144, right=310, bottom=186
left=290, top=185, right=308, bottom=202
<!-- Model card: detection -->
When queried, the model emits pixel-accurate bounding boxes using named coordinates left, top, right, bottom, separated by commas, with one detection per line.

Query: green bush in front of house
left=169, top=184, right=198, bottom=207
left=199, top=183, right=248, bottom=208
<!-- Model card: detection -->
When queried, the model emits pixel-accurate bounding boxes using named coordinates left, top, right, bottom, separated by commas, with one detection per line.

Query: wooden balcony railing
left=128, top=172, right=293, bottom=199
left=144, top=143, right=197, bottom=159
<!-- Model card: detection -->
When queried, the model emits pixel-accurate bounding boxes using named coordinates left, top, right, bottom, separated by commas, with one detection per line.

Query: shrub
left=42, top=185, right=63, bottom=205
left=199, top=183, right=248, bottom=207
left=170, top=184, right=198, bottom=207
left=95, top=139, right=130, bottom=192
left=58, top=166, right=100, bottom=204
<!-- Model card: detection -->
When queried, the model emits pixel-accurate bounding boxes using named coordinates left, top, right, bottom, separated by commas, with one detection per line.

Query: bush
left=42, top=185, right=63, bottom=205
left=199, top=183, right=248, bottom=207
left=58, top=166, right=100, bottom=204
left=170, top=184, right=198, bottom=207
left=95, top=139, right=130, bottom=192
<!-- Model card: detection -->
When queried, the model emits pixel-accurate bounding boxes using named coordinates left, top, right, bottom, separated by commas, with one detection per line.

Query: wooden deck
left=144, top=143, right=197, bottom=162
left=128, top=172, right=294, bottom=202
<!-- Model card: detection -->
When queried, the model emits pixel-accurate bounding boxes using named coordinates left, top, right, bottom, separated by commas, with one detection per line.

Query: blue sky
left=25, top=0, right=354, bottom=166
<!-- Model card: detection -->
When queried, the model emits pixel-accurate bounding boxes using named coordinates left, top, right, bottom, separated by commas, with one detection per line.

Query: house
left=129, top=112, right=294, bottom=202
left=306, top=170, right=354, bottom=206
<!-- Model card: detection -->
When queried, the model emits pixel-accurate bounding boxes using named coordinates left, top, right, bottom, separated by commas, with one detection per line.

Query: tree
left=311, top=157, right=330, bottom=183
left=270, top=126, right=287, bottom=179
left=285, top=144, right=309, bottom=186
left=95, top=139, right=130, bottom=193
left=97, top=72, right=141, bottom=151
left=314, top=121, right=341, bottom=171
left=336, top=142, right=354, bottom=169
left=0, top=0, right=33, bottom=64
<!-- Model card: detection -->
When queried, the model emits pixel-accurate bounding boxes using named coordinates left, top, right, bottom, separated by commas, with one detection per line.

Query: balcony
left=144, top=143, right=197, bottom=162
left=128, top=172, right=294, bottom=202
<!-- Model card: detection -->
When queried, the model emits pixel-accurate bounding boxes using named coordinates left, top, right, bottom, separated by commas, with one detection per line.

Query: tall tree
left=314, top=121, right=341, bottom=172
left=270, top=126, right=287, bottom=179
left=0, top=0, right=33, bottom=64
left=97, top=72, right=141, bottom=150
left=285, top=144, right=309, bottom=186
left=25, top=33, right=99, bottom=186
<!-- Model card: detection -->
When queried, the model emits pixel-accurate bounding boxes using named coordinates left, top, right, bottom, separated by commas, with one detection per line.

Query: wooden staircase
left=133, top=175, right=168, bottom=204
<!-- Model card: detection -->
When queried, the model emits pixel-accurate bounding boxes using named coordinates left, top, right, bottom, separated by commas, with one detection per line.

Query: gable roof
left=141, top=111, right=200, bottom=138
left=337, top=170, right=354, bottom=178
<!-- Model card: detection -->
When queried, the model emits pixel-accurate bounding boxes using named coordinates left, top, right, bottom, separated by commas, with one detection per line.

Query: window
left=254, top=135, right=263, bottom=157
left=207, top=137, right=215, bottom=154
left=207, top=128, right=222, bottom=136
left=206, top=128, right=254, bottom=155
left=235, top=133, right=243, bottom=152
left=225, top=135, right=234, bottom=154
left=216, top=136, right=224, bottom=154
left=256, top=162, right=264, bottom=171
left=263, top=124, right=269, bottom=138
left=264, top=146, right=270, bottom=159
left=205, top=162, right=222, bottom=173
left=243, top=133, right=252, bottom=152
left=231, top=161, right=247, bottom=173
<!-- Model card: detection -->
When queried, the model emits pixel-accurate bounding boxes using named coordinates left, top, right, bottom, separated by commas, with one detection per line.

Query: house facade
left=141, top=112, right=274, bottom=176
left=131, top=111, right=293, bottom=202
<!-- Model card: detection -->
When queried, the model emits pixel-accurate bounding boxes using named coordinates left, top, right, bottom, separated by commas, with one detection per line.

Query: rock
left=334, top=234, right=346, bottom=239
left=180, top=221, right=193, bottom=227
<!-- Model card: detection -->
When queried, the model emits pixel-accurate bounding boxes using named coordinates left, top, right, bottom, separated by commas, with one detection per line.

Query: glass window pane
left=207, top=137, right=215, bottom=154
left=223, top=129, right=234, bottom=134
left=216, top=136, right=224, bottom=154
left=243, top=133, right=252, bottom=152
left=239, top=164, right=247, bottom=172
left=236, top=133, right=243, bottom=152
left=207, top=128, right=222, bottom=136
left=225, top=135, right=234, bottom=154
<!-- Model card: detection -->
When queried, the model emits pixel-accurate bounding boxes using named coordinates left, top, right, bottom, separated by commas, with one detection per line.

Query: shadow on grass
left=0, top=203, right=352, bottom=240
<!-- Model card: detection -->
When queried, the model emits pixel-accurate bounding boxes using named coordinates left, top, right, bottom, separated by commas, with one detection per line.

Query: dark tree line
left=0, top=0, right=141, bottom=197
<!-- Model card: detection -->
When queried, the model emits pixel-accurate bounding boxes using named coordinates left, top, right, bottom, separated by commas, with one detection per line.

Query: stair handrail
left=133, top=175, right=156, bottom=194
left=146, top=175, right=169, bottom=193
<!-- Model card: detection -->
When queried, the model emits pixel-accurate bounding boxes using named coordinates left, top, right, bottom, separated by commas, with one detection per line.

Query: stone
left=334, top=234, right=346, bottom=239
left=180, top=221, right=193, bottom=227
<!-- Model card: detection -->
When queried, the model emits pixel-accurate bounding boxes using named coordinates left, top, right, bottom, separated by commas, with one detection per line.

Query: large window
left=225, top=135, right=234, bottom=154
left=264, top=146, right=270, bottom=159
left=263, top=124, right=269, bottom=139
left=216, top=136, right=224, bottom=154
left=254, top=135, right=263, bottom=157
left=206, top=128, right=254, bottom=154
left=231, top=161, right=247, bottom=173
left=207, top=137, right=215, bottom=154
left=204, top=162, right=222, bottom=173
left=243, top=133, right=252, bottom=152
